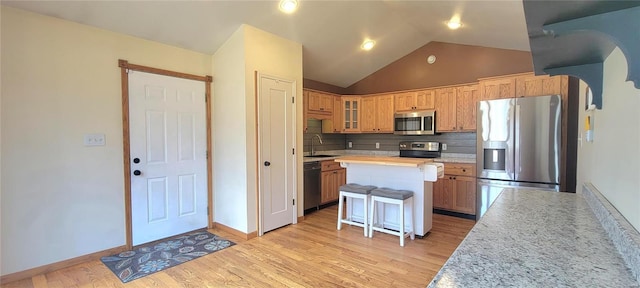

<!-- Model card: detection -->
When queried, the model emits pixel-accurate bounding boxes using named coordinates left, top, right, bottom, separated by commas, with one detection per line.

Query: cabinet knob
left=462, top=169, right=466, bottom=172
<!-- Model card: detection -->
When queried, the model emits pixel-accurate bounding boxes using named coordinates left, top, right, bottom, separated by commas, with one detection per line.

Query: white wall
left=576, top=47, right=640, bottom=231
left=1, top=7, right=212, bottom=275
left=212, top=24, right=303, bottom=233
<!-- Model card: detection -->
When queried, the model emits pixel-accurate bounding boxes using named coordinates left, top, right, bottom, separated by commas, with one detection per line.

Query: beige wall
left=1, top=7, right=212, bottom=275
left=212, top=24, right=303, bottom=233
left=577, top=47, right=640, bottom=231
left=243, top=25, right=304, bottom=232
left=212, top=26, right=249, bottom=232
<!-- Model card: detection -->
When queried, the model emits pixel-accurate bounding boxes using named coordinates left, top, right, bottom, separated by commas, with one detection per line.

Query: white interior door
left=129, top=71, right=207, bottom=246
left=259, top=73, right=296, bottom=234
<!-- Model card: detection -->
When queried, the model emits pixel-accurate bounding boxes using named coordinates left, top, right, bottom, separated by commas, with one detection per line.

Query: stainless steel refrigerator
left=476, top=95, right=561, bottom=219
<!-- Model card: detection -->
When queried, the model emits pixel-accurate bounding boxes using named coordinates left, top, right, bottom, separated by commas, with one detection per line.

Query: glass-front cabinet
left=342, top=96, right=361, bottom=133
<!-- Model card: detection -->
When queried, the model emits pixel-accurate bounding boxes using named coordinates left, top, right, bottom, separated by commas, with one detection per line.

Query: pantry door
left=128, top=70, right=208, bottom=246
left=258, top=72, right=297, bottom=234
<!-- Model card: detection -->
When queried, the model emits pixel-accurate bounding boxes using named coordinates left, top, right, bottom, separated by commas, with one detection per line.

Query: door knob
left=264, top=161, right=271, bottom=167
left=133, top=170, right=141, bottom=176
left=133, top=158, right=140, bottom=164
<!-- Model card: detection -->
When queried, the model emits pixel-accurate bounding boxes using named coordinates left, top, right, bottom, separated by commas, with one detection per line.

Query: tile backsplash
left=304, top=119, right=476, bottom=154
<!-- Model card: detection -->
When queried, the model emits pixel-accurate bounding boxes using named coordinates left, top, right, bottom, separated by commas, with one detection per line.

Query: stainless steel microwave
left=394, top=110, right=436, bottom=135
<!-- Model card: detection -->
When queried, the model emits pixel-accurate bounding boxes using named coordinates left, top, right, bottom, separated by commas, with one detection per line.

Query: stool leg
left=337, top=192, right=344, bottom=231
left=409, top=197, right=415, bottom=240
left=399, top=199, right=405, bottom=247
left=369, top=196, right=376, bottom=238
left=363, top=196, right=368, bottom=237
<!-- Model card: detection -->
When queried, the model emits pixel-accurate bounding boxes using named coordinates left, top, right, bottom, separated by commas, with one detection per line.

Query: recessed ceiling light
left=447, top=19, right=462, bottom=30
left=279, top=0, right=298, bottom=14
left=361, top=40, right=376, bottom=51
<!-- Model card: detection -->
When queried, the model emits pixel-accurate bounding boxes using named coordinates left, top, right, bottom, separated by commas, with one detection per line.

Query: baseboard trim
left=0, top=245, right=127, bottom=285
left=297, top=216, right=305, bottom=222
left=213, top=222, right=257, bottom=240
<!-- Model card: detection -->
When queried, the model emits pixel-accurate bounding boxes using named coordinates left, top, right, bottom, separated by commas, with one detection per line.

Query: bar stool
left=337, top=183, right=377, bottom=237
left=368, top=188, right=415, bottom=246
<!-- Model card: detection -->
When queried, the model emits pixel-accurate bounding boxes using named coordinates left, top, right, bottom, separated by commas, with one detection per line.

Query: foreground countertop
left=334, top=155, right=434, bottom=167
left=429, top=189, right=638, bottom=287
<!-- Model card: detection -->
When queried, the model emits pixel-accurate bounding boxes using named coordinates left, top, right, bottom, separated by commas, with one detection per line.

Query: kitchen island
left=428, top=188, right=638, bottom=287
left=335, top=155, right=442, bottom=237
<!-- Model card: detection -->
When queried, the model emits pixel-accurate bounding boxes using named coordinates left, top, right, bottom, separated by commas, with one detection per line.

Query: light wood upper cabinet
left=395, top=90, right=435, bottom=112
left=515, top=74, right=564, bottom=97
left=435, top=87, right=458, bottom=132
left=394, top=91, right=416, bottom=112
left=307, top=91, right=334, bottom=113
left=342, top=96, right=361, bottom=133
left=479, top=77, right=516, bottom=100
left=376, top=94, right=395, bottom=133
left=415, top=89, right=436, bottom=110
left=332, top=96, right=343, bottom=133
left=361, top=96, right=377, bottom=133
left=359, top=94, right=394, bottom=133
left=456, top=84, right=479, bottom=132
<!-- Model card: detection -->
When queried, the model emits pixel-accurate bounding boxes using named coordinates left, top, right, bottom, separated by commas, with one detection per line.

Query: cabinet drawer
left=444, top=163, right=475, bottom=176
left=321, top=160, right=342, bottom=171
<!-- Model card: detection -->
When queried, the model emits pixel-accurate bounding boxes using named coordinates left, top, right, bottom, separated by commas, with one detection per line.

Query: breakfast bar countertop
left=428, top=189, right=638, bottom=287
left=334, top=155, right=434, bottom=167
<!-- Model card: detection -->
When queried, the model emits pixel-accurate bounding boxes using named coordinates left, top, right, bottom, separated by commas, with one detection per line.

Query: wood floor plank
left=1, top=205, right=474, bottom=288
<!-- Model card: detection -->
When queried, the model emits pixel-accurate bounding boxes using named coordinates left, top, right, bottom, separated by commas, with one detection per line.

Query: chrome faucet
left=311, top=134, right=323, bottom=156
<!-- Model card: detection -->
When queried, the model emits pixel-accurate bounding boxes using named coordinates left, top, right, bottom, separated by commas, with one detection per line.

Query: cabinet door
left=321, top=94, right=334, bottom=112
left=376, top=94, right=395, bottom=133
left=456, top=85, right=478, bottom=132
left=308, top=91, right=333, bottom=113
left=515, top=74, right=563, bottom=97
left=307, top=91, right=323, bottom=112
left=435, top=88, right=457, bottom=132
left=394, top=92, right=417, bottom=112
left=333, top=96, right=342, bottom=133
left=320, top=170, right=332, bottom=204
left=480, top=77, right=516, bottom=100
left=303, top=90, right=309, bottom=132
left=342, top=97, right=361, bottom=133
left=416, top=89, right=436, bottom=110
left=361, top=96, right=378, bottom=133
left=433, top=177, right=455, bottom=210
left=452, top=176, right=476, bottom=215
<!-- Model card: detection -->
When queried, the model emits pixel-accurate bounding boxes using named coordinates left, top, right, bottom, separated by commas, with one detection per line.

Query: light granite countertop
left=428, top=188, right=639, bottom=287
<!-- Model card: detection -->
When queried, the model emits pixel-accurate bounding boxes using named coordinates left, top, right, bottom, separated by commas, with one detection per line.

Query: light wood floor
left=2, top=206, right=475, bottom=288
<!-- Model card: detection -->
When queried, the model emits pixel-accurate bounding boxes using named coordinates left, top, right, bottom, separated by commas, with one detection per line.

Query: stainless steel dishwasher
left=303, top=161, right=321, bottom=214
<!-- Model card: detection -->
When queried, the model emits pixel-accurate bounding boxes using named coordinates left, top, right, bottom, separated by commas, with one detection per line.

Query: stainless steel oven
left=394, top=110, right=436, bottom=135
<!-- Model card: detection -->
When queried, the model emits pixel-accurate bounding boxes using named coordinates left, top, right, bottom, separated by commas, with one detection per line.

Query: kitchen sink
left=304, top=155, right=337, bottom=158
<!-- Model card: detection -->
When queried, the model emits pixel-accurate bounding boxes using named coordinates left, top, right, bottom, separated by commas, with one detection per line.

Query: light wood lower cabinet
left=320, top=160, right=346, bottom=204
left=433, top=163, right=476, bottom=215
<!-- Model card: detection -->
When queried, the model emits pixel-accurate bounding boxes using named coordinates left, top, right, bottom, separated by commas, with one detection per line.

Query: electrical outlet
left=84, top=133, right=106, bottom=146
left=375, top=142, right=380, bottom=149
left=348, top=141, right=353, bottom=148
left=442, top=143, right=447, bottom=151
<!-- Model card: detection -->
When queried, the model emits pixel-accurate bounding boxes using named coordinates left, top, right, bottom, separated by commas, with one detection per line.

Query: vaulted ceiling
left=1, top=1, right=531, bottom=88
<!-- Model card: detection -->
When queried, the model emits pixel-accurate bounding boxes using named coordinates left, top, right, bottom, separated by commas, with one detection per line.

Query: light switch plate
left=375, top=142, right=380, bottom=149
left=348, top=141, right=353, bottom=148
left=442, top=143, right=447, bottom=150
left=84, top=133, right=106, bottom=146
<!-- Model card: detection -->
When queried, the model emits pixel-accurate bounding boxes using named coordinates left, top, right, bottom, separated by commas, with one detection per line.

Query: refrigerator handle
left=514, top=103, right=521, bottom=177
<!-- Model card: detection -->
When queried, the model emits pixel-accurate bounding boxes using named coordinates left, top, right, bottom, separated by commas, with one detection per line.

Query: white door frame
left=255, top=71, right=297, bottom=236
left=119, top=59, right=213, bottom=249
